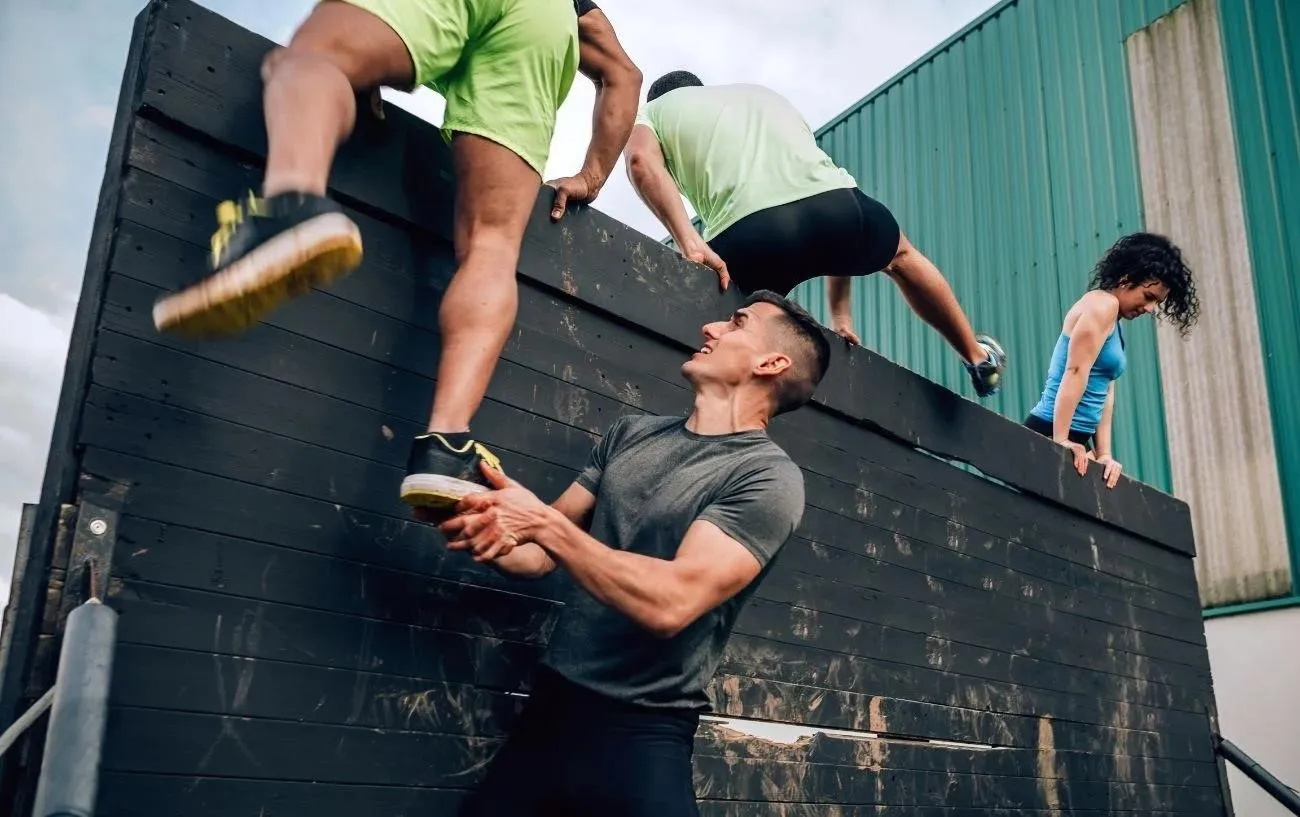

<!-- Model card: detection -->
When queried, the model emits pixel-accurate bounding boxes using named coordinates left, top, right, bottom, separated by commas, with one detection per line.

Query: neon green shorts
left=344, top=0, right=581, bottom=176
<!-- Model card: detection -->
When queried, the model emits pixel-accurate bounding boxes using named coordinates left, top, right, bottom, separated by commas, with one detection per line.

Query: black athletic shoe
left=965, top=333, right=1007, bottom=397
left=152, top=191, right=363, bottom=337
left=400, top=433, right=504, bottom=510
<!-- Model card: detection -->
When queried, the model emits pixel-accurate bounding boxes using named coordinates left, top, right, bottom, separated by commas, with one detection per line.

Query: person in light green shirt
left=625, top=70, right=1006, bottom=398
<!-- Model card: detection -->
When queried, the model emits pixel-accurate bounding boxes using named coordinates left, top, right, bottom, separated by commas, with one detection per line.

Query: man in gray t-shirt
left=439, top=290, right=831, bottom=817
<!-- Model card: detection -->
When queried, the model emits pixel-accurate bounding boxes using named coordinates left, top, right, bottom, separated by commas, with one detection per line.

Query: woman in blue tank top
left=1026, top=233, right=1200, bottom=487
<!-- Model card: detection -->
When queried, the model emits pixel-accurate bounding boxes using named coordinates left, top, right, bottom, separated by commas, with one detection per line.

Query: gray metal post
left=30, top=599, right=117, bottom=817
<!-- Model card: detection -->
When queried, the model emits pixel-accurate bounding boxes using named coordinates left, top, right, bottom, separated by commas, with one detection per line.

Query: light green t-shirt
left=634, top=83, right=858, bottom=241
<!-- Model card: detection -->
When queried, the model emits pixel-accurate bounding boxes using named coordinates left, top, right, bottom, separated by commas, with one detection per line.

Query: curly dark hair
left=1088, top=232, right=1200, bottom=336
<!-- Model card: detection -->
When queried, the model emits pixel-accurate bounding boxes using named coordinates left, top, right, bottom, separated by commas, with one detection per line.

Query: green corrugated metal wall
left=1219, top=0, right=1300, bottom=587
left=799, top=0, right=1188, bottom=491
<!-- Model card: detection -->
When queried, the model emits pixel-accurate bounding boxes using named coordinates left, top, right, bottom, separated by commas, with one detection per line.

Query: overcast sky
left=0, top=0, right=997, bottom=607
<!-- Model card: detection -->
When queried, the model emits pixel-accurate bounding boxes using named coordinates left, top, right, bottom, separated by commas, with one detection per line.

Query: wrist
left=528, top=505, right=566, bottom=552
left=672, top=229, right=701, bottom=253
left=579, top=166, right=606, bottom=195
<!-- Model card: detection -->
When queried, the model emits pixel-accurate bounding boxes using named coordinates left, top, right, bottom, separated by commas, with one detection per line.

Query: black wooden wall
left=0, top=1, right=1232, bottom=815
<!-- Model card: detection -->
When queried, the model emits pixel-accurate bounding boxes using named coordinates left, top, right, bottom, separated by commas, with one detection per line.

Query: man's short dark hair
left=742, top=290, right=831, bottom=416
left=648, top=70, right=703, bottom=102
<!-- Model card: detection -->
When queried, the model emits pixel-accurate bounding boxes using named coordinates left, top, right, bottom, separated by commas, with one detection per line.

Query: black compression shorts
left=709, top=186, right=901, bottom=296
left=458, top=667, right=701, bottom=817
left=1024, top=413, right=1095, bottom=448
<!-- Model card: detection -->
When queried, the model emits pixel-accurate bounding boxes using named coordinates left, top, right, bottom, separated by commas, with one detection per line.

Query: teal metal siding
left=801, top=0, right=1186, bottom=491
left=1219, top=0, right=1300, bottom=589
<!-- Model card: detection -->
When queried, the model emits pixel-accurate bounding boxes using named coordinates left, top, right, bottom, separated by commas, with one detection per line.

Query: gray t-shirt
left=540, top=414, right=805, bottom=711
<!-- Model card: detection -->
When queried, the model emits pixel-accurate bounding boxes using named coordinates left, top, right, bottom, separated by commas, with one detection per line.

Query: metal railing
left=1216, top=735, right=1300, bottom=816
left=0, top=598, right=117, bottom=817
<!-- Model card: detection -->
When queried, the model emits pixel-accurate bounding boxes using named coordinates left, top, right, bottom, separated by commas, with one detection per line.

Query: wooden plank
left=97, top=774, right=465, bottom=817
left=718, top=631, right=1204, bottom=725
left=691, top=755, right=1221, bottom=812
left=96, top=707, right=1219, bottom=811
left=86, top=295, right=1203, bottom=658
left=101, top=564, right=1212, bottom=762
left=81, top=445, right=1209, bottom=724
left=730, top=596, right=1208, bottom=726
left=774, top=415, right=1203, bottom=606
left=109, top=502, right=1207, bottom=734
left=107, top=579, right=541, bottom=693
left=109, top=148, right=1204, bottom=617
left=752, top=566, right=1211, bottom=696
left=106, top=643, right=1217, bottom=789
left=81, top=399, right=1209, bottom=713
left=795, top=489, right=1206, bottom=644
left=109, top=644, right=526, bottom=738
left=108, top=511, right=1210, bottom=739
left=775, top=527, right=1209, bottom=672
left=120, top=123, right=692, bottom=414
left=111, top=167, right=676, bottom=431
left=697, top=806, right=1186, bottom=817
left=107, top=153, right=1202, bottom=614
left=111, top=517, right=561, bottom=641
left=98, top=273, right=604, bottom=470
left=705, top=673, right=1210, bottom=761
left=82, top=372, right=1207, bottom=680
left=88, top=331, right=577, bottom=506
left=131, top=0, right=1196, bottom=552
left=694, top=723, right=1215, bottom=788
left=122, top=120, right=1195, bottom=603
left=98, top=774, right=1203, bottom=817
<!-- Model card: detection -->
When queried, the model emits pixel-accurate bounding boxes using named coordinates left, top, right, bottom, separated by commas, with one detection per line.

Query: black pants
left=459, top=667, right=701, bottom=817
left=1024, top=413, right=1094, bottom=448
left=709, top=186, right=901, bottom=296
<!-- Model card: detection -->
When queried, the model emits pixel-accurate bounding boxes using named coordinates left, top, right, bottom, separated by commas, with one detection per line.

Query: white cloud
left=0, top=295, right=70, bottom=600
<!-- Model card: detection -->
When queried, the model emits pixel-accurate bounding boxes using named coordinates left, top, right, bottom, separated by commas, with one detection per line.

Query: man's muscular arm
left=624, top=126, right=730, bottom=288
left=531, top=513, right=763, bottom=637
left=472, top=480, right=596, bottom=580
left=548, top=7, right=642, bottom=218
left=440, top=460, right=800, bottom=637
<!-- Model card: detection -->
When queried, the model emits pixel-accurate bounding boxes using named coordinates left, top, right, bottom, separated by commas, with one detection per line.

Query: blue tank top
left=1029, top=323, right=1126, bottom=434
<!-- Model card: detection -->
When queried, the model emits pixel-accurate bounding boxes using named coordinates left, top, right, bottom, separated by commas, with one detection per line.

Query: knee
left=883, top=233, right=915, bottom=277
left=260, top=46, right=289, bottom=83
left=262, top=40, right=356, bottom=85
left=455, top=230, right=524, bottom=270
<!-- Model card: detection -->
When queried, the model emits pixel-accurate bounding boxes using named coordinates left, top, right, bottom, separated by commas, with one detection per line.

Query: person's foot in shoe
left=401, top=432, right=504, bottom=516
left=966, top=333, right=1007, bottom=397
left=152, top=190, right=363, bottom=338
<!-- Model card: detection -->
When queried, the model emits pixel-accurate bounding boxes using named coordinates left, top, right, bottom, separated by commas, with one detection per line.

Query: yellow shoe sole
left=399, top=474, right=490, bottom=510
left=152, top=212, right=363, bottom=338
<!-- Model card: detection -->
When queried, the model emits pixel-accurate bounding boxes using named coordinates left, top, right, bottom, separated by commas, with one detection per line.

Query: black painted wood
left=113, top=150, right=1204, bottom=617
left=82, top=381, right=1210, bottom=686
left=0, top=3, right=1230, bottom=816
left=85, top=437, right=1208, bottom=727
left=94, top=706, right=1221, bottom=812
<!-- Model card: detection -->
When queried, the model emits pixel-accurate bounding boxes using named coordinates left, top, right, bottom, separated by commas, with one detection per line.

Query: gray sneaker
left=966, top=334, right=1006, bottom=397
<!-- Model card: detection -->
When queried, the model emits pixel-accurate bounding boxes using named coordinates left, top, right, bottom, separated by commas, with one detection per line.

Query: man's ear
left=753, top=351, right=793, bottom=379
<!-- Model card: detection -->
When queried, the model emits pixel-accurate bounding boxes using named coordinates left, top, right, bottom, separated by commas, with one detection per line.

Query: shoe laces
left=211, top=191, right=268, bottom=265
left=429, top=435, right=504, bottom=475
